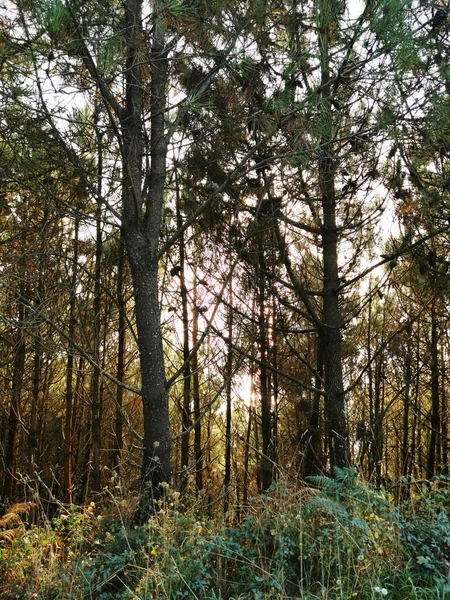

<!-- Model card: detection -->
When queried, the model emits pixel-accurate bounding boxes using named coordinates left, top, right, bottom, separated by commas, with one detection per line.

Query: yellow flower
left=151, top=548, right=157, bottom=556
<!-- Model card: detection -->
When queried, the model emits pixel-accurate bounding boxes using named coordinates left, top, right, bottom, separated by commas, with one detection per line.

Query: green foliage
left=399, top=480, right=450, bottom=590
left=3, top=480, right=450, bottom=598
left=97, top=34, right=124, bottom=76
left=36, top=0, right=72, bottom=38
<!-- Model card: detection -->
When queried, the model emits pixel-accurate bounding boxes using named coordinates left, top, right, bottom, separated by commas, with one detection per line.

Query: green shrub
left=399, top=479, right=450, bottom=591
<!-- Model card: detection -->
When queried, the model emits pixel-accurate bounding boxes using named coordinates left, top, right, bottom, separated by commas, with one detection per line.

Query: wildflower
left=151, top=548, right=157, bottom=556
left=374, top=587, right=388, bottom=595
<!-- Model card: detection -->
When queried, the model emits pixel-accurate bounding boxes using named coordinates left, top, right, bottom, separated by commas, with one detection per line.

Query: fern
left=304, top=494, right=349, bottom=521
left=0, top=502, right=36, bottom=544
left=305, top=474, right=341, bottom=494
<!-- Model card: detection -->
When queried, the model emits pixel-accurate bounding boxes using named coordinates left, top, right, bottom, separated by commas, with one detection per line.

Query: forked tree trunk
left=120, top=0, right=171, bottom=512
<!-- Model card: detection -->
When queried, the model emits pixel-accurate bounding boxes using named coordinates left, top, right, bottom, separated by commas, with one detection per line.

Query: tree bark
left=401, top=326, right=413, bottom=498
left=120, top=0, right=171, bottom=512
left=304, top=340, right=323, bottom=477
left=192, top=278, right=203, bottom=494
left=177, top=197, right=191, bottom=494
left=224, top=280, right=233, bottom=516
left=114, top=229, right=126, bottom=474
left=3, top=305, right=26, bottom=501
left=257, top=231, right=273, bottom=490
left=317, top=13, right=350, bottom=470
left=63, top=219, right=79, bottom=502
left=442, top=354, right=448, bottom=474
left=427, top=302, right=440, bottom=479
left=91, top=128, right=103, bottom=494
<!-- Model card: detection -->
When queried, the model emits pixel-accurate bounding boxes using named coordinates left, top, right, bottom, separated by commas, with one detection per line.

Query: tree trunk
left=304, top=340, right=323, bottom=477
left=317, top=12, right=350, bottom=470
left=270, top=297, right=279, bottom=472
left=257, top=232, right=273, bottom=490
left=243, top=373, right=255, bottom=509
left=192, top=277, right=203, bottom=494
left=224, top=280, right=233, bottom=516
left=120, top=0, right=171, bottom=512
left=91, top=127, right=103, bottom=495
left=3, top=305, right=26, bottom=501
left=177, top=196, right=191, bottom=494
left=427, top=303, right=440, bottom=479
left=29, top=335, right=42, bottom=477
left=442, top=354, right=448, bottom=474
left=401, top=325, right=413, bottom=498
left=370, top=349, right=384, bottom=486
left=114, top=229, right=126, bottom=475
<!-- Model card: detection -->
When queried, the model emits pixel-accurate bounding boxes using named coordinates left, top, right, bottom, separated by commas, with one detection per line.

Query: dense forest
left=2, top=0, right=450, bottom=598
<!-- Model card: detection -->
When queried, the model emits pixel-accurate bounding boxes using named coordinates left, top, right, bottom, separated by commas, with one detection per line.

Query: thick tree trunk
left=126, top=245, right=171, bottom=502
left=319, top=150, right=349, bottom=469
left=120, top=0, right=171, bottom=512
left=318, top=17, right=350, bottom=470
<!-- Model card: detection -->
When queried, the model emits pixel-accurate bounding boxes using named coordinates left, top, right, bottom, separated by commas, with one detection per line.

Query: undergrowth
left=1, top=469, right=450, bottom=599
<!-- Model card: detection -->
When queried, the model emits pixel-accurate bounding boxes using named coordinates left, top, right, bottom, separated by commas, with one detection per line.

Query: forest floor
left=1, top=469, right=450, bottom=599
